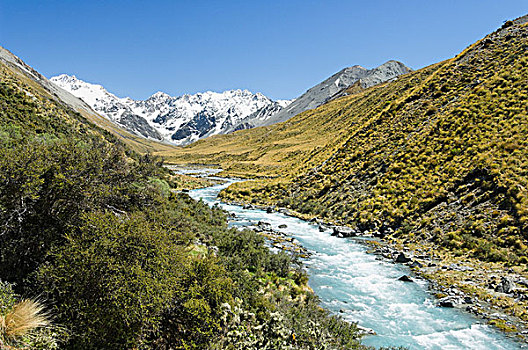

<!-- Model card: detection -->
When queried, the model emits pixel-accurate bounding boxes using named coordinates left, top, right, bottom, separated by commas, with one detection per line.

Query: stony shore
left=226, top=201, right=528, bottom=344
left=175, top=169, right=527, bottom=345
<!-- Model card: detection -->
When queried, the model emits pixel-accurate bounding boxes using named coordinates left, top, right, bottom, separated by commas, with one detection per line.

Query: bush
left=0, top=137, right=162, bottom=285
left=37, top=211, right=188, bottom=349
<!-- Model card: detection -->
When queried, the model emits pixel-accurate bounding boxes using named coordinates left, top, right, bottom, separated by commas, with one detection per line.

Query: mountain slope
left=51, top=74, right=293, bottom=145
left=158, top=16, right=528, bottom=334
left=164, top=16, right=528, bottom=264
left=257, top=60, right=411, bottom=126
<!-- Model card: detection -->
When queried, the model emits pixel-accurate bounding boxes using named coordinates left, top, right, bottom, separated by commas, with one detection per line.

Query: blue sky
left=1, top=1, right=527, bottom=100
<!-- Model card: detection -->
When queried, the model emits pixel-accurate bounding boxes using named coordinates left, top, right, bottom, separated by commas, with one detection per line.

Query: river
left=188, top=177, right=524, bottom=350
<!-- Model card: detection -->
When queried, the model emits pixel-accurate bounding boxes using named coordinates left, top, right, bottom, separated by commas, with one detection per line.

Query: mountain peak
left=149, top=91, right=171, bottom=100
left=375, top=60, right=411, bottom=71
left=50, top=75, right=286, bottom=145
left=51, top=73, right=78, bottom=84
left=258, top=60, right=411, bottom=126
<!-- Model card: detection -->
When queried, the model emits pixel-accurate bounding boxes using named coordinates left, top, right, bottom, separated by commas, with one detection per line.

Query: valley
left=1, top=4, right=527, bottom=349
left=157, top=15, right=528, bottom=344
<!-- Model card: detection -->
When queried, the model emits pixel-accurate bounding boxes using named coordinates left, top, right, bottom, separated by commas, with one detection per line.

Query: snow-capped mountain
left=50, top=74, right=292, bottom=145
left=50, top=60, right=409, bottom=145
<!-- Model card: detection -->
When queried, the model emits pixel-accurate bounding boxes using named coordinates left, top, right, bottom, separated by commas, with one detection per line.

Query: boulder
left=464, top=296, right=474, bottom=304
left=257, top=221, right=272, bottom=230
left=438, top=295, right=464, bottom=308
left=395, top=252, right=411, bottom=263
left=278, top=224, right=287, bottom=229
left=495, top=276, right=516, bottom=294
left=398, top=275, right=413, bottom=282
left=408, top=260, right=423, bottom=268
left=357, top=326, right=377, bottom=336
left=332, top=226, right=355, bottom=237
left=438, top=297, right=456, bottom=308
left=266, top=206, right=274, bottom=213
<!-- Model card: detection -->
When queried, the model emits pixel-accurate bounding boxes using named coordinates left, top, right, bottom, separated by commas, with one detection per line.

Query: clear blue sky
left=1, top=1, right=527, bottom=100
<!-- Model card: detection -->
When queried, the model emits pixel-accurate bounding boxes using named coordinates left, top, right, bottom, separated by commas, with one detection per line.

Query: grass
left=0, top=299, right=51, bottom=347
left=161, top=17, right=528, bottom=266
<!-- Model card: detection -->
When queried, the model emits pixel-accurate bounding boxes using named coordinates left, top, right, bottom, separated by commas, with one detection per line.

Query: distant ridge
left=255, top=60, right=411, bottom=127
left=51, top=60, right=410, bottom=145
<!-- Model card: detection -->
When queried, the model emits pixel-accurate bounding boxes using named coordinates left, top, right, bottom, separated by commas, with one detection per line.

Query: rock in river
left=332, top=226, right=355, bottom=237
left=395, top=252, right=411, bottom=263
left=398, top=275, right=413, bottom=282
left=438, top=296, right=463, bottom=308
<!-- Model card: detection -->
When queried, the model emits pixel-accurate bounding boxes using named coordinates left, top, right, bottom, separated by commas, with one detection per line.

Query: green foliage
left=212, top=227, right=293, bottom=277
left=157, top=257, right=233, bottom=349
left=0, top=137, right=162, bottom=284
left=37, top=211, right=187, bottom=349
left=0, top=57, right=368, bottom=349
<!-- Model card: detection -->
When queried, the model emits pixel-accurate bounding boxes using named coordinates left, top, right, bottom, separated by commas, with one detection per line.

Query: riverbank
left=382, top=240, right=528, bottom=339
left=169, top=165, right=525, bottom=347
left=220, top=198, right=528, bottom=345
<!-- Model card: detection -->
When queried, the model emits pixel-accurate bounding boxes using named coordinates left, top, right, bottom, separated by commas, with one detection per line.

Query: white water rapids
left=188, top=176, right=524, bottom=350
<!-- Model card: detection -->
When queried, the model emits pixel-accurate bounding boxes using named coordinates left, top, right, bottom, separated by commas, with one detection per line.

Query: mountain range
left=257, top=60, right=411, bottom=126
left=50, top=60, right=410, bottom=145
left=1, top=11, right=528, bottom=347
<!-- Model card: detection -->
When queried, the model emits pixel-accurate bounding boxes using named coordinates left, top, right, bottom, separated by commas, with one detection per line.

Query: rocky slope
left=51, top=74, right=293, bottom=145
left=256, top=60, right=412, bottom=126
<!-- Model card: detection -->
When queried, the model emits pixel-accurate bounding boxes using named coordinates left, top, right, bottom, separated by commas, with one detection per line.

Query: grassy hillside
left=0, top=46, right=178, bottom=155
left=155, top=18, right=528, bottom=334
left=167, top=18, right=528, bottom=265
left=0, top=49, right=369, bottom=349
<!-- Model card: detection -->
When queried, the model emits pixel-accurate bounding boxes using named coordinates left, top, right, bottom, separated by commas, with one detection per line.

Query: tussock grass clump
left=0, top=281, right=64, bottom=349
left=1, top=299, right=50, bottom=340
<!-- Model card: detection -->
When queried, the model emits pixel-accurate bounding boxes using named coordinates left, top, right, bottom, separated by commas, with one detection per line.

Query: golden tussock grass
left=1, top=299, right=50, bottom=340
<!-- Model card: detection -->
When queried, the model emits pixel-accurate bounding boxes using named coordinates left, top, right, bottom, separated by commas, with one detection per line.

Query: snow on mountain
left=50, top=60, right=408, bottom=145
left=50, top=74, right=292, bottom=145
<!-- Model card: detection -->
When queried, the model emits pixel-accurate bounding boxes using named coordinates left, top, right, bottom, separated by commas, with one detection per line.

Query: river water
left=189, top=178, right=524, bottom=350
